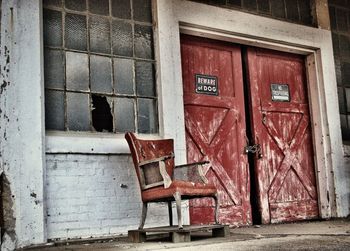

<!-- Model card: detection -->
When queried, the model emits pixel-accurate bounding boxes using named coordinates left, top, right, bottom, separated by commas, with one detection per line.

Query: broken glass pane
left=67, top=92, right=90, bottom=131
left=137, top=98, right=157, bottom=133
left=89, top=0, right=109, bottom=15
left=44, top=49, right=64, bottom=89
left=133, top=0, right=152, bottom=23
left=90, top=55, right=113, bottom=94
left=114, top=98, right=135, bottom=132
left=92, top=95, right=113, bottom=132
left=135, top=61, right=155, bottom=97
left=43, top=9, right=62, bottom=47
left=134, top=24, right=154, bottom=59
left=89, top=16, right=111, bottom=54
left=112, top=20, right=133, bottom=57
left=66, top=52, right=89, bottom=91
left=65, top=13, right=87, bottom=51
left=65, top=0, right=86, bottom=11
left=111, top=0, right=131, bottom=19
left=114, top=58, right=134, bottom=95
left=45, top=90, right=65, bottom=130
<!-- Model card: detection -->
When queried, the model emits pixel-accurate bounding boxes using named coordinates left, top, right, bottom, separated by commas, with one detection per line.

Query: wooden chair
left=125, top=132, right=219, bottom=229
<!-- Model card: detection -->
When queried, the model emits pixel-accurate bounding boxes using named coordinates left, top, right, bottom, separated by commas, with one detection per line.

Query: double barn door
left=180, top=35, right=319, bottom=225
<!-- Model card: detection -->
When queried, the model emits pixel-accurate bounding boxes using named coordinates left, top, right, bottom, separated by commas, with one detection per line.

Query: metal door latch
left=244, top=144, right=263, bottom=158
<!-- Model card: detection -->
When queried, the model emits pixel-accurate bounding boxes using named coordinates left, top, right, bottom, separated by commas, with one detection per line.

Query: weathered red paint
left=181, top=35, right=318, bottom=225
left=181, top=35, right=251, bottom=225
left=246, top=48, right=319, bottom=223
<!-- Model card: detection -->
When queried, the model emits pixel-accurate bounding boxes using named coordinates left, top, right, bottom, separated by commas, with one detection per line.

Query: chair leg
left=174, top=192, right=183, bottom=229
left=214, top=194, right=219, bottom=224
left=139, top=202, right=148, bottom=230
left=168, top=201, right=173, bottom=226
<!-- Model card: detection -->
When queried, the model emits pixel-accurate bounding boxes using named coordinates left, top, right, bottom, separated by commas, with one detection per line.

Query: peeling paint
left=0, top=174, right=16, bottom=244
left=248, top=48, right=319, bottom=223
left=182, top=37, right=250, bottom=226
left=0, top=46, right=10, bottom=95
left=0, top=0, right=46, bottom=247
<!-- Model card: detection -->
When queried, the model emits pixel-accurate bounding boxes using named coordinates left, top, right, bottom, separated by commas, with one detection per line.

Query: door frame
left=154, top=0, right=346, bottom=220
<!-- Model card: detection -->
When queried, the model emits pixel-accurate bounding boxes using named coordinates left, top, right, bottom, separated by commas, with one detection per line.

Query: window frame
left=45, top=0, right=162, bottom=154
left=43, top=0, right=159, bottom=136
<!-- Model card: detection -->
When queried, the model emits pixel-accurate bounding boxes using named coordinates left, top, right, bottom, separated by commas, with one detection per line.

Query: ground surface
left=20, top=219, right=350, bottom=251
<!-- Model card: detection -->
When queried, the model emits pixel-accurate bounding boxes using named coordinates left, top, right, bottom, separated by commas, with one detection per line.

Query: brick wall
left=46, top=154, right=171, bottom=240
left=329, top=0, right=350, bottom=143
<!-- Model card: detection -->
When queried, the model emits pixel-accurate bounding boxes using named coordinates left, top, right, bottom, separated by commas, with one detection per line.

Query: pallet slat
left=128, top=225, right=230, bottom=243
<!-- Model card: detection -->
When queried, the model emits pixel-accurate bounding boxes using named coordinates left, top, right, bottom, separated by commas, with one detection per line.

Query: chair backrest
left=125, top=132, right=175, bottom=191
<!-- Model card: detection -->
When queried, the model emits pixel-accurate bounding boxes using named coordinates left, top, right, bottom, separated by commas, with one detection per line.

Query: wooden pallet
left=128, top=224, right=230, bottom=243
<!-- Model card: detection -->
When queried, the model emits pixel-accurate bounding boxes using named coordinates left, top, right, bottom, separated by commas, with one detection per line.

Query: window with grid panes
left=329, top=0, right=350, bottom=144
left=191, top=0, right=314, bottom=26
left=43, top=0, right=157, bottom=134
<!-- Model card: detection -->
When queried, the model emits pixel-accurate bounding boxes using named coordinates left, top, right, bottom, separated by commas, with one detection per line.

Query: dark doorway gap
left=241, top=46, right=262, bottom=225
left=91, top=95, right=113, bottom=132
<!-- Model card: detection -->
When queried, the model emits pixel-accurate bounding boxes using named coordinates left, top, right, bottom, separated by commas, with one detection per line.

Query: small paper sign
left=271, top=84, right=290, bottom=102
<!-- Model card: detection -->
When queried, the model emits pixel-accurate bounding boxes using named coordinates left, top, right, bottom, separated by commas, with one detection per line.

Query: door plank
left=181, top=35, right=250, bottom=225
left=246, top=47, right=319, bottom=223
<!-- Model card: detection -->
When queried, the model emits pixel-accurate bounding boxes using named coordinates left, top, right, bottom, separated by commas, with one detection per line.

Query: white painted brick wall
left=45, top=154, right=171, bottom=240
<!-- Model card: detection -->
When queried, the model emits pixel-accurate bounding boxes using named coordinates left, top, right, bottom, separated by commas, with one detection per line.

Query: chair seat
left=142, top=180, right=217, bottom=202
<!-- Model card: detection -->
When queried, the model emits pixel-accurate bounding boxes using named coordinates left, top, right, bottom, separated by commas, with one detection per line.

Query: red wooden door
left=180, top=35, right=251, bottom=225
left=246, top=48, right=319, bottom=224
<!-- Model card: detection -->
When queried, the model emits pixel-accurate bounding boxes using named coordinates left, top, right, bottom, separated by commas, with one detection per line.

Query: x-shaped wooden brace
left=264, top=114, right=317, bottom=201
left=185, top=109, right=240, bottom=205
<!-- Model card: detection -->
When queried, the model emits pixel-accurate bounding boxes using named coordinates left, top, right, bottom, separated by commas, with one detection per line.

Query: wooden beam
left=312, top=0, right=331, bottom=30
left=128, top=225, right=230, bottom=243
left=212, top=225, right=230, bottom=237
left=128, top=230, right=146, bottom=243
left=305, top=53, right=332, bottom=219
left=171, top=232, right=191, bottom=243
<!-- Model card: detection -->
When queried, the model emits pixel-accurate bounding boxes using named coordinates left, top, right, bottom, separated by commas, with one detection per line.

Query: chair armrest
left=175, top=161, right=210, bottom=169
left=174, top=161, right=210, bottom=184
